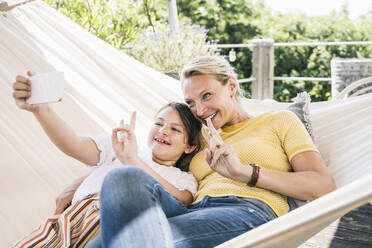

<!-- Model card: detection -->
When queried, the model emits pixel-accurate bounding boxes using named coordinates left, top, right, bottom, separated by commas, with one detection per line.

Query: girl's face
left=148, top=107, right=196, bottom=166
left=182, top=74, right=237, bottom=129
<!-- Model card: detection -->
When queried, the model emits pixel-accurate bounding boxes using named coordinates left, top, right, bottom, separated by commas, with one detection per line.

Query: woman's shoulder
left=245, top=110, right=296, bottom=124
left=262, top=110, right=298, bottom=121
left=248, top=110, right=300, bottom=130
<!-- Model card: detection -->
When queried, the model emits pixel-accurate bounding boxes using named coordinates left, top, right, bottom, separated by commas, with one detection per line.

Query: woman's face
left=147, top=107, right=195, bottom=166
left=182, top=74, right=236, bottom=129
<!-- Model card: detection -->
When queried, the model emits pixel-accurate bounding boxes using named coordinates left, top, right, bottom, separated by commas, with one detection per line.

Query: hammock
left=1, top=1, right=371, bottom=247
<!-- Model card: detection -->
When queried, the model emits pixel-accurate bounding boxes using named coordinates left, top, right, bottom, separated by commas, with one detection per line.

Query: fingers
left=13, top=79, right=31, bottom=100
left=117, top=111, right=136, bottom=133
left=112, top=128, right=129, bottom=139
left=13, top=75, right=32, bottom=101
left=15, top=75, right=30, bottom=84
left=210, top=146, right=228, bottom=168
left=27, top=70, right=34, bottom=77
left=130, top=111, right=136, bottom=132
left=13, top=81, right=31, bottom=90
left=111, top=128, right=122, bottom=146
left=201, top=126, right=211, bottom=144
left=205, top=148, right=212, bottom=165
left=206, top=118, right=224, bottom=144
left=112, top=126, right=133, bottom=147
left=12, top=90, right=31, bottom=99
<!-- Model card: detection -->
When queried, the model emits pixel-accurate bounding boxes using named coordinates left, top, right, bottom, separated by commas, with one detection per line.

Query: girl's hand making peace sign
left=112, top=111, right=140, bottom=165
left=202, top=118, right=252, bottom=182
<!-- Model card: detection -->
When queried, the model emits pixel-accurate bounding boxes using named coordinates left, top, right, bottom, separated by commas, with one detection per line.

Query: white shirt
left=72, top=134, right=198, bottom=204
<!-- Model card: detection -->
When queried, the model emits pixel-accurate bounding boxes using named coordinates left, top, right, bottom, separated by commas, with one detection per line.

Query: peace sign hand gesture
left=202, top=118, right=248, bottom=181
left=112, top=111, right=140, bottom=165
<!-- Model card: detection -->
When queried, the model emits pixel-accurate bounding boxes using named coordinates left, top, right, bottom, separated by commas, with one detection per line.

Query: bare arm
left=33, top=105, right=100, bottom=165
left=55, top=174, right=89, bottom=214
left=133, top=157, right=193, bottom=206
left=203, top=118, right=335, bottom=201
left=12, top=72, right=100, bottom=165
left=234, top=151, right=335, bottom=201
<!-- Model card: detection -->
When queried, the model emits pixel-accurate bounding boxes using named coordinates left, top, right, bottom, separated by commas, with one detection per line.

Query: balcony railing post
left=252, top=38, right=274, bottom=99
left=167, top=0, right=179, bottom=33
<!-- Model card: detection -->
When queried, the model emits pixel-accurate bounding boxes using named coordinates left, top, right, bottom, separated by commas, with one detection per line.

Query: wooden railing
left=218, top=39, right=372, bottom=99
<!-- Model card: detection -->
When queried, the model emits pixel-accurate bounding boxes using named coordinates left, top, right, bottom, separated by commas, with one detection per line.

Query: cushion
left=286, top=92, right=314, bottom=141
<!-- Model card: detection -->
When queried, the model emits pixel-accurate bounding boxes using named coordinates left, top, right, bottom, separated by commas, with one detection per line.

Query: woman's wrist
left=232, top=163, right=261, bottom=187
left=247, top=164, right=260, bottom=187
left=233, top=163, right=253, bottom=183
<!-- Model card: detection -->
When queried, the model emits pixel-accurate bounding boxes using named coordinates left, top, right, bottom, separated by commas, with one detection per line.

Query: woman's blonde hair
left=180, top=56, right=244, bottom=99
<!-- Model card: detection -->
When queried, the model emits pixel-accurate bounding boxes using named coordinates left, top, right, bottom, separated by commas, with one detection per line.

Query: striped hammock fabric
left=1, top=1, right=371, bottom=248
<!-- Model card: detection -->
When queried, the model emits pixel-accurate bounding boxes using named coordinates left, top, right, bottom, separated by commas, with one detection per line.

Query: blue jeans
left=86, top=166, right=277, bottom=248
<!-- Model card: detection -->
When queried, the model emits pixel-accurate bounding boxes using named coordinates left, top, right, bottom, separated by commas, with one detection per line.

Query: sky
left=256, top=0, right=372, bottom=19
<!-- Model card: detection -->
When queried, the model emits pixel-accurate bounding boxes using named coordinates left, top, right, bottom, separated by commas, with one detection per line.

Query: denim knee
left=101, top=166, right=161, bottom=206
left=102, top=166, right=155, bottom=193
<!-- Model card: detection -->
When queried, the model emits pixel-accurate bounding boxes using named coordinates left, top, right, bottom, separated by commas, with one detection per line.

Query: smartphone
left=26, top=71, right=64, bottom=104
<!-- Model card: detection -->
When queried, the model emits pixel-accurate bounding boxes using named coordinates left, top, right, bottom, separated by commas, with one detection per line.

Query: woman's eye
left=202, top=93, right=211, bottom=100
left=154, top=122, right=162, bottom=126
left=172, top=128, right=181, bottom=132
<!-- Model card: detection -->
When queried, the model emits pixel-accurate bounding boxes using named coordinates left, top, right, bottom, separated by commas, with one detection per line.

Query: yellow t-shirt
left=189, top=110, right=318, bottom=216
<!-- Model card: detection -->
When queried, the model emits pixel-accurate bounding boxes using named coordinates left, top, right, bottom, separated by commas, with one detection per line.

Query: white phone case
left=26, top=71, right=64, bottom=104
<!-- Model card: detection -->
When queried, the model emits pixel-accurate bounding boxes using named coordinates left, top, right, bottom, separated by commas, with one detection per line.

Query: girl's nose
left=159, top=125, right=169, bottom=135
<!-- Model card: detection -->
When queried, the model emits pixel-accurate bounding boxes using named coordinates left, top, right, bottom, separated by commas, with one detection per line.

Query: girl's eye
left=202, top=93, right=211, bottom=100
left=154, top=122, right=162, bottom=126
left=185, top=100, right=195, bottom=108
left=172, top=128, right=182, bottom=132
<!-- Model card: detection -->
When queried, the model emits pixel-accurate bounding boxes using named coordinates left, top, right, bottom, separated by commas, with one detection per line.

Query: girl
left=11, top=71, right=201, bottom=247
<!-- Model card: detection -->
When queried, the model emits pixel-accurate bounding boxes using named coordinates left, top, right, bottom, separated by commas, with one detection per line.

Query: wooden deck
left=300, top=202, right=372, bottom=248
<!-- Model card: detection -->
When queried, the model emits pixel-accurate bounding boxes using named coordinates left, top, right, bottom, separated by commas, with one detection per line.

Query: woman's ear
left=185, top=145, right=197, bottom=154
left=227, top=77, right=237, bottom=98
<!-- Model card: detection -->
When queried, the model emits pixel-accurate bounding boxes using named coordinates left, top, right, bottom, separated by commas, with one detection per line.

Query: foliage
left=43, top=0, right=152, bottom=49
left=128, top=21, right=219, bottom=73
left=43, top=0, right=372, bottom=101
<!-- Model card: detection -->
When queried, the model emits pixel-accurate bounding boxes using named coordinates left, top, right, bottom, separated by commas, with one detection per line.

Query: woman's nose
left=196, top=103, right=207, bottom=117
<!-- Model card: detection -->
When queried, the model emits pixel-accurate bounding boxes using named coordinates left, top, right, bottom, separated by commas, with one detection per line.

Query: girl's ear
left=227, top=77, right=237, bottom=98
left=185, top=145, right=197, bottom=154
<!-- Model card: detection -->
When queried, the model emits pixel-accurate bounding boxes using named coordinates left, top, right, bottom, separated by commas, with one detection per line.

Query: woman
left=88, top=56, right=335, bottom=248
left=11, top=72, right=202, bottom=247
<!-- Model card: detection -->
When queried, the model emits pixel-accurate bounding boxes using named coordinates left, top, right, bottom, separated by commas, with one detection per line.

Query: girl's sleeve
left=175, top=172, right=198, bottom=196
left=89, top=134, right=116, bottom=166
